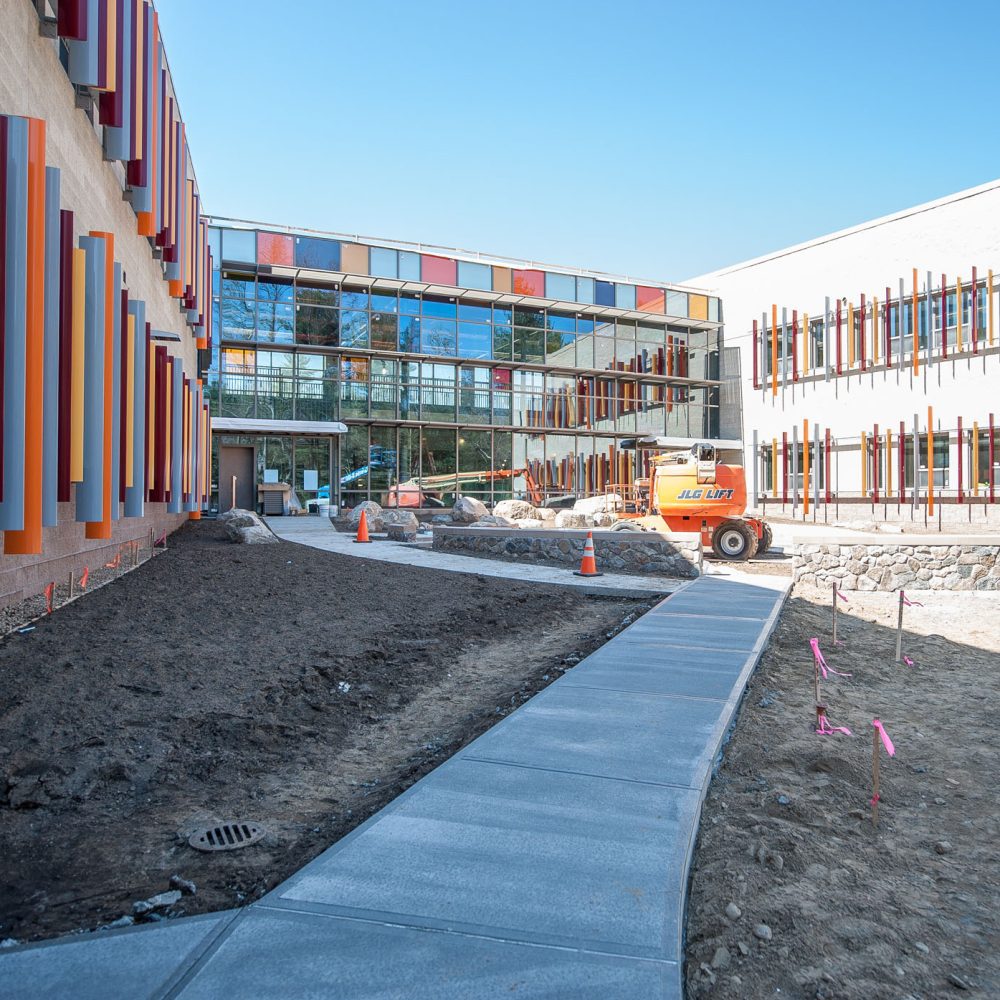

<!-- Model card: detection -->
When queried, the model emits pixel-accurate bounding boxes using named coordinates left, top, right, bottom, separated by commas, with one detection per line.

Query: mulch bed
left=0, top=519, right=648, bottom=942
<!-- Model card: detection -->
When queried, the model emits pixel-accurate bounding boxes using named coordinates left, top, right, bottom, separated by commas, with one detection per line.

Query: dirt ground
left=0, top=520, right=649, bottom=943
left=685, top=587, right=999, bottom=998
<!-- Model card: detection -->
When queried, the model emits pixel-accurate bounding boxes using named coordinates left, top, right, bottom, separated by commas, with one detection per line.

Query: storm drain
left=188, top=821, right=264, bottom=852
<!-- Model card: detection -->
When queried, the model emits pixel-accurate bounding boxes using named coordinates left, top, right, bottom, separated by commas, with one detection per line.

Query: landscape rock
left=711, top=946, right=731, bottom=970
left=492, top=499, right=537, bottom=521
left=170, top=874, right=197, bottom=895
left=219, top=508, right=260, bottom=528
left=534, top=507, right=557, bottom=523
left=573, top=493, right=623, bottom=514
left=430, top=513, right=453, bottom=524
left=591, top=512, right=617, bottom=527
left=347, top=500, right=384, bottom=533
left=725, top=902, right=742, bottom=920
left=451, top=496, right=489, bottom=523
left=133, top=889, right=182, bottom=916
left=934, top=840, right=953, bottom=855
left=381, top=509, right=419, bottom=533
left=554, top=510, right=592, bottom=529
left=229, top=523, right=278, bottom=545
left=753, top=923, right=773, bottom=942
left=473, top=515, right=516, bottom=528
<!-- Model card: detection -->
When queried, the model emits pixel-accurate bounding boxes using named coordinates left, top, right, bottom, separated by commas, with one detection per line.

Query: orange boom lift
left=606, top=439, right=771, bottom=561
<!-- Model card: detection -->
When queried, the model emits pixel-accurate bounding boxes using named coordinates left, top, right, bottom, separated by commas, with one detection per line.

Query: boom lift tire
left=711, top=519, right=758, bottom=561
left=757, top=523, right=773, bottom=555
left=609, top=520, right=644, bottom=532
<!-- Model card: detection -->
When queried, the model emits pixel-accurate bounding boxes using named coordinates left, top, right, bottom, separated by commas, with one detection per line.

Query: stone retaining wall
left=432, top=527, right=702, bottom=578
left=793, top=535, right=1000, bottom=590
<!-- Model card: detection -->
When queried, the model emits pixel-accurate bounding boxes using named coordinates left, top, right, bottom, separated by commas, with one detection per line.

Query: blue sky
left=158, top=0, right=1000, bottom=282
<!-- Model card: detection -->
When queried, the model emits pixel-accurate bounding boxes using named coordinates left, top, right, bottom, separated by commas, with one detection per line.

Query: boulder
left=573, top=493, right=623, bottom=514
left=347, top=500, right=384, bottom=533
left=452, top=496, right=489, bottom=523
left=555, top=510, right=593, bottom=529
left=431, top=513, right=453, bottom=525
left=592, top=512, right=617, bottom=527
left=535, top=507, right=557, bottom=523
left=493, top=499, right=538, bottom=521
left=381, top=509, right=419, bottom=533
left=219, top=508, right=260, bottom=528
left=517, top=519, right=545, bottom=530
left=472, top=514, right=516, bottom=528
left=229, top=523, right=278, bottom=545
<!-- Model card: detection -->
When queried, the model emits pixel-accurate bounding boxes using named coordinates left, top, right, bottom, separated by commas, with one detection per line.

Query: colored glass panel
left=595, top=280, right=615, bottom=306
left=369, top=247, right=398, bottom=278
left=688, top=294, right=708, bottom=321
left=492, top=266, right=512, bottom=293
left=576, top=277, right=595, bottom=304
left=636, top=285, right=665, bottom=314
left=221, top=228, right=255, bottom=264
left=512, top=269, right=544, bottom=296
left=422, top=254, right=457, bottom=285
left=341, top=243, right=369, bottom=275
left=666, top=290, right=688, bottom=318
left=256, top=232, right=293, bottom=266
left=294, top=236, right=340, bottom=271
left=545, top=272, right=575, bottom=302
left=399, top=251, right=421, bottom=281
left=457, top=260, right=491, bottom=290
left=615, top=284, right=636, bottom=310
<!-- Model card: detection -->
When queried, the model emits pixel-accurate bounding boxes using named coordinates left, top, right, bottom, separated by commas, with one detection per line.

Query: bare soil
left=685, top=587, right=999, bottom=998
left=0, top=520, right=648, bottom=943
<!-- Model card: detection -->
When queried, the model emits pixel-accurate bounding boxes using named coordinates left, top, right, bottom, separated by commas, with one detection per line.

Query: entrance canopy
left=211, top=418, right=348, bottom=435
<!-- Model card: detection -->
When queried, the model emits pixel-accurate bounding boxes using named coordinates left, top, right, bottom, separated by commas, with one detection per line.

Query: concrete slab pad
left=461, top=684, right=725, bottom=787
left=0, top=912, right=231, bottom=1000
left=177, top=908, right=673, bottom=1000
left=272, top=758, right=700, bottom=960
left=614, top=613, right=762, bottom=651
left=564, top=643, right=752, bottom=701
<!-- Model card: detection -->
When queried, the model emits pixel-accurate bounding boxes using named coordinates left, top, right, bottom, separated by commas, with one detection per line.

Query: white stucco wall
left=687, top=179, right=1000, bottom=496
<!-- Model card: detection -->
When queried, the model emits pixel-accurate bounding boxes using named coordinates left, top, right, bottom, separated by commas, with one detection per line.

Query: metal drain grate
left=188, top=821, right=264, bottom=852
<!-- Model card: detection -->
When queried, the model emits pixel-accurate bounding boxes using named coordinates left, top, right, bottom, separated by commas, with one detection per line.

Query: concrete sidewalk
left=265, top=515, right=682, bottom=596
left=0, top=570, right=789, bottom=999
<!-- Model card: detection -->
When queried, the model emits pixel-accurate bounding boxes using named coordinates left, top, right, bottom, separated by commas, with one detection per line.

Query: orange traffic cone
left=573, top=531, right=603, bottom=577
left=354, top=509, right=372, bottom=543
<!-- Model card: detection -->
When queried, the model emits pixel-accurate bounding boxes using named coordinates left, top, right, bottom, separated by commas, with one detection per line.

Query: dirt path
left=685, top=587, right=999, bottom=998
left=0, top=520, right=648, bottom=943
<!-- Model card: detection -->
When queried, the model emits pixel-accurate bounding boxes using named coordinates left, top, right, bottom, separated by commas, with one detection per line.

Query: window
left=295, top=305, right=340, bottom=346
left=370, top=311, right=398, bottom=351
left=576, top=277, right=595, bottom=305
left=904, top=434, right=949, bottom=489
left=398, top=315, right=420, bottom=352
left=296, top=283, right=338, bottom=307
left=458, top=322, right=491, bottom=359
left=341, top=310, right=370, bottom=348
left=341, top=289, right=370, bottom=311
left=421, top=318, right=457, bottom=356
left=422, top=296, right=457, bottom=319
left=635, top=286, right=665, bottom=314
left=257, top=302, right=294, bottom=343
